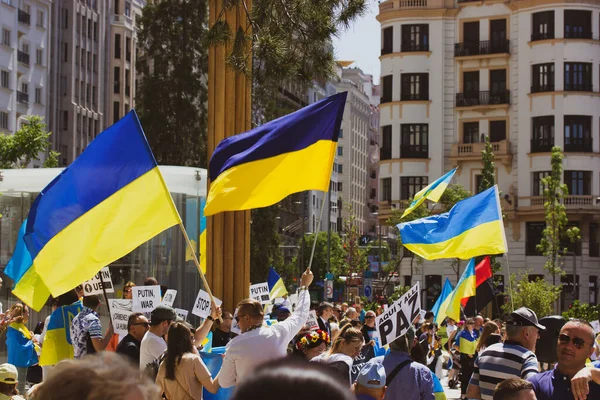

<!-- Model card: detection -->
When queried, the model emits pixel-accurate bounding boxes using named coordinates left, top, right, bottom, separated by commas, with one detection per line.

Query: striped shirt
left=469, top=340, right=539, bottom=400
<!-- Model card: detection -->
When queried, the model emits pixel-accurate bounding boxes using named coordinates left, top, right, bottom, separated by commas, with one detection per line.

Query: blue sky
left=333, top=0, right=381, bottom=83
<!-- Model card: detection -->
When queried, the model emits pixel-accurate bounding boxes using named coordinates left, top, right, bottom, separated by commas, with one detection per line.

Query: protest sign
left=305, top=310, right=319, bottom=330
left=230, top=308, right=241, bottom=334
left=175, top=308, right=189, bottom=321
left=162, top=289, right=177, bottom=307
left=351, top=345, right=376, bottom=382
left=591, top=320, right=600, bottom=334
left=192, top=289, right=223, bottom=319
left=132, top=285, right=161, bottom=312
left=375, top=282, right=421, bottom=347
left=83, top=267, right=114, bottom=296
left=288, top=293, right=298, bottom=311
left=249, top=282, right=270, bottom=304
left=109, top=299, right=133, bottom=343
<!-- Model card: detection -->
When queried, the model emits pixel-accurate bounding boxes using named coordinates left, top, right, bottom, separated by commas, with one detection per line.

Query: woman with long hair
left=310, top=324, right=364, bottom=386
left=6, top=303, right=39, bottom=393
left=156, top=322, right=218, bottom=399
left=292, top=330, right=330, bottom=361
left=476, top=321, right=500, bottom=353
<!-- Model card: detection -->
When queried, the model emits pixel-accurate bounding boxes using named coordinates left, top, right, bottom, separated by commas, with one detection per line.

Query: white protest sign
left=250, top=282, right=271, bottom=304
left=288, top=293, right=299, bottom=311
left=162, top=289, right=177, bottom=307
left=175, top=308, right=189, bottom=321
left=83, top=267, right=114, bottom=296
left=132, top=285, right=161, bottom=312
left=305, top=310, right=319, bottom=330
left=109, top=299, right=133, bottom=343
left=230, top=308, right=241, bottom=334
left=375, top=282, right=421, bottom=347
left=191, top=289, right=222, bottom=319
left=591, top=320, right=600, bottom=334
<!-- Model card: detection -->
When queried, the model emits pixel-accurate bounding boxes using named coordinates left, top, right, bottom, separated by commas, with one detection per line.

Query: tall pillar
left=206, top=0, right=251, bottom=311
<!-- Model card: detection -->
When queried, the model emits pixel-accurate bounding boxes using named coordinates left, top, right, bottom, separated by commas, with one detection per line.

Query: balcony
left=380, top=147, right=392, bottom=161
left=450, top=140, right=512, bottom=169
left=565, top=30, right=592, bottom=40
left=379, top=0, right=453, bottom=14
left=381, top=47, right=393, bottom=56
left=519, top=195, right=600, bottom=214
left=454, top=40, right=510, bottom=57
left=17, top=90, right=28, bottom=104
left=564, top=83, right=594, bottom=92
left=531, top=32, right=554, bottom=42
left=17, top=50, right=29, bottom=66
left=530, top=139, right=554, bottom=153
left=531, top=84, right=555, bottom=94
left=400, top=145, right=428, bottom=159
left=564, top=137, right=592, bottom=153
left=456, top=90, right=510, bottom=108
left=401, top=43, right=429, bottom=52
left=18, top=9, right=30, bottom=25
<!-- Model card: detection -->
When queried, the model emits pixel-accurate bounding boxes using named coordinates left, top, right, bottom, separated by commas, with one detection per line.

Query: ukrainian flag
left=185, top=197, right=207, bottom=273
left=16, top=110, right=181, bottom=310
left=268, top=267, right=288, bottom=299
left=431, top=371, right=447, bottom=400
left=398, top=185, right=507, bottom=260
left=39, top=300, right=83, bottom=366
left=432, top=278, right=453, bottom=325
left=204, top=92, right=347, bottom=216
left=445, top=259, right=477, bottom=322
left=401, top=168, right=457, bottom=218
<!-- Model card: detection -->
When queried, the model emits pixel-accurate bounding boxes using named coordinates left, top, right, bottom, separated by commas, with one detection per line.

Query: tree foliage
left=479, top=136, right=496, bottom=193
left=250, top=205, right=283, bottom=283
left=340, top=202, right=369, bottom=278
left=502, top=272, right=561, bottom=318
left=294, top=231, right=345, bottom=281
left=136, top=0, right=208, bottom=167
left=562, top=300, right=599, bottom=322
left=0, top=115, right=57, bottom=168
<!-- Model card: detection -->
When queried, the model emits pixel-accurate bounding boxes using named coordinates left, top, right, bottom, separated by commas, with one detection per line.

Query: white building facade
left=378, top=0, right=600, bottom=311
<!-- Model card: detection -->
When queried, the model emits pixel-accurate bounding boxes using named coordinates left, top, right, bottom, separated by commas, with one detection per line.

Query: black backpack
left=144, top=351, right=167, bottom=382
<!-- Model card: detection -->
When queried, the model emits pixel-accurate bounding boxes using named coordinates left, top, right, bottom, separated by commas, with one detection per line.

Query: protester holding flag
left=70, top=296, right=114, bottom=359
left=5, top=304, right=39, bottom=394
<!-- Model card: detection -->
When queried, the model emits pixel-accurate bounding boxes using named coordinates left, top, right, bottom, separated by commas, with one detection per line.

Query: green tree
left=502, top=272, right=561, bottom=318
left=536, top=147, right=581, bottom=295
left=562, top=300, right=599, bottom=322
left=294, top=231, right=345, bottom=281
left=388, top=285, right=411, bottom=303
left=0, top=115, right=57, bottom=168
left=136, top=0, right=208, bottom=167
left=341, top=203, right=369, bottom=278
left=250, top=205, right=282, bottom=283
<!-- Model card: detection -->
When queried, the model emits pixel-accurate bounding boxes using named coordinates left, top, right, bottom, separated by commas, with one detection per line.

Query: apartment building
left=378, top=0, right=600, bottom=310
left=1, top=0, right=51, bottom=167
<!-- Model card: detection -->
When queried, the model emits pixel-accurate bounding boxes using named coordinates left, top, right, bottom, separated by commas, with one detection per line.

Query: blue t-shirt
left=528, top=367, right=600, bottom=400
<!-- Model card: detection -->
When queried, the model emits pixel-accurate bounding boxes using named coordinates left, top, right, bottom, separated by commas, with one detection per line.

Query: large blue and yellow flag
left=204, top=92, right=347, bottom=216
left=445, top=258, right=477, bottom=322
left=432, top=278, right=453, bottom=325
left=401, top=168, right=457, bottom=218
left=14, top=110, right=181, bottom=310
left=268, top=267, right=288, bottom=299
left=39, top=300, right=83, bottom=366
left=398, top=186, right=507, bottom=261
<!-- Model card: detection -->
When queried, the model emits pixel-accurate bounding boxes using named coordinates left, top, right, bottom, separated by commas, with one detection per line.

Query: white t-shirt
left=139, top=331, right=167, bottom=370
left=446, top=324, right=458, bottom=337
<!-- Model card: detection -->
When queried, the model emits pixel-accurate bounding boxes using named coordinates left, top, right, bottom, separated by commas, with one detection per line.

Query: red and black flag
left=462, top=256, right=498, bottom=316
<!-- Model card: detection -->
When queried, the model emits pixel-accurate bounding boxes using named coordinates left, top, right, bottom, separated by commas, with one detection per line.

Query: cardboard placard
left=375, top=283, right=421, bottom=347
left=250, top=282, right=271, bottom=304
left=591, top=320, right=600, bottom=334
left=162, top=289, right=177, bottom=307
left=132, top=285, right=161, bottom=312
left=83, top=267, right=114, bottom=296
left=109, top=299, right=133, bottom=343
left=230, top=308, right=241, bottom=335
left=305, top=310, right=319, bottom=330
left=175, top=308, right=189, bottom=321
left=191, top=289, right=223, bottom=319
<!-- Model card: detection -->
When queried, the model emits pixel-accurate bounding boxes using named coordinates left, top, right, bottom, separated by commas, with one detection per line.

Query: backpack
left=144, top=351, right=167, bottom=382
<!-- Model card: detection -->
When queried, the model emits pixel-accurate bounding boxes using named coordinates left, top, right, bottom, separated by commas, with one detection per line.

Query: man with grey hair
left=467, top=307, right=544, bottom=400
left=340, top=307, right=360, bottom=329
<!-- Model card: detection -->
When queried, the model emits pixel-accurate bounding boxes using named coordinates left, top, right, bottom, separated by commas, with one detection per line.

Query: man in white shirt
left=139, top=305, right=176, bottom=371
left=216, top=268, right=313, bottom=388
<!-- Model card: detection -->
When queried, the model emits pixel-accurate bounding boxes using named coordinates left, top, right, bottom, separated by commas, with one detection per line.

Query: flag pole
left=307, top=193, right=328, bottom=272
left=98, top=272, right=113, bottom=327
left=503, top=254, right=514, bottom=311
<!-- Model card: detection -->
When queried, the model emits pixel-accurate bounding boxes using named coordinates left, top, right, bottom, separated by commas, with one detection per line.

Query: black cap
left=506, top=307, right=546, bottom=331
left=150, top=305, right=177, bottom=323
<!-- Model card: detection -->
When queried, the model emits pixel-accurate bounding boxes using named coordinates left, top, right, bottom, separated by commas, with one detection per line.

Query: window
left=401, top=24, right=428, bottom=52
left=113, top=101, right=121, bottom=123
left=60, top=76, right=67, bottom=96
left=380, top=125, right=391, bottom=160
left=401, top=74, right=428, bottom=101
left=381, top=75, right=393, bottom=103
left=531, top=116, right=554, bottom=152
left=82, top=17, right=86, bottom=37
left=0, top=111, right=7, bottom=130
left=87, top=18, right=92, bottom=38
left=0, top=70, right=8, bottom=88
left=564, top=115, right=591, bottom=152
left=590, top=276, right=598, bottom=305
left=339, top=129, right=343, bottom=138
left=125, top=1, right=131, bottom=17
left=401, top=176, right=428, bottom=200
left=381, top=178, right=391, bottom=202
left=531, top=11, right=554, bottom=41
left=87, top=51, right=91, bottom=71
left=126, top=37, right=131, bottom=62
left=36, top=49, right=43, bottom=65
left=86, top=84, right=90, bottom=103
left=114, top=34, right=121, bottom=59
left=489, top=120, right=506, bottom=142
left=532, top=171, right=550, bottom=196
left=62, top=110, right=68, bottom=131
left=37, top=10, right=45, bottom=28
left=92, top=86, right=97, bottom=106
left=531, top=63, right=554, bottom=93
left=114, top=66, right=120, bottom=93
left=401, top=124, right=428, bottom=158
left=338, top=164, right=343, bottom=174
left=463, top=122, right=479, bottom=144
left=590, top=224, right=599, bottom=257
left=35, top=87, right=41, bottom=104
left=1, top=28, right=9, bottom=47
left=62, top=8, right=68, bottom=29
left=564, top=10, right=591, bottom=39
left=62, top=42, right=68, bottom=62
left=337, top=147, right=343, bottom=156
left=564, top=171, right=591, bottom=195
left=125, top=69, right=130, bottom=96
left=94, top=22, right=98, bottom=42
left=93, top=54, right=97, bottom=72
left=526, top=222, right=545, bottom=255
left=564, top=63, right=592, bottom=92
left=381, top=27, right=393, bottom=55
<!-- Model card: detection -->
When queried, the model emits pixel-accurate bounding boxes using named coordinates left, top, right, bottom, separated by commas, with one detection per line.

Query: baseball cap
left=506, top=307, right=546, bottom=330
left=356, top=362, right=386, bottom=389
left=150, top=305, right=177, bottom=323
left=278, top=307, right=290, bottom=314
left=0, top=363, right=18, bottom=384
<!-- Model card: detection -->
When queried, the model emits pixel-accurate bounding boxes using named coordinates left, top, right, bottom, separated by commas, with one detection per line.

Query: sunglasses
left=365, top=316, right=375, bottom=320
left=558, top=333, right=587, bottom=349
left=132, top=322, right=149, bottom=328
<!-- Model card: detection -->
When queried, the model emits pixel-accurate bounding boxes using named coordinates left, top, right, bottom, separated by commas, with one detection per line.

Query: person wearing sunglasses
left=116, top=312, right=149, bottom=364
left=528, top=319, right=600, bottom=400
left=361, top=310, right=377, bottom=344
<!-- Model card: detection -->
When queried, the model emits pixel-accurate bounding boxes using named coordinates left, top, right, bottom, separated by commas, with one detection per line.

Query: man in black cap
left=467, top=307, right=544, bottom=400
left=139, top=305, right=177, bottom=370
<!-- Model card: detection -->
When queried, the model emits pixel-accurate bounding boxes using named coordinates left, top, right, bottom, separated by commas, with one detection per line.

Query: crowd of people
left=0, top=270, right=599, bottom=400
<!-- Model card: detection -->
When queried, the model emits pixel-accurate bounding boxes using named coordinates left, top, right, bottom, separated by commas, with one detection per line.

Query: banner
left=83, top=267, right=114, bottom=296
left=249, top=283, right=270, bottom=304
left=351, top=344, right=376, bottom=382
left=162, top=289, right=177, bottom=307
left=132, top=285, right=161, bottom=312
left=109, top=299, right=133, bottom=343
left=192, top=289, right=223, bottom=319
left=375, top=282, right=421, bottom=347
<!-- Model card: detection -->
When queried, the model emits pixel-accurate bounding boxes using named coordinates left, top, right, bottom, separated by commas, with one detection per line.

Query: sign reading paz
left=249, top=283, right=270, bottom=304
left=109, top=299, right=133, bottom=343
left=83, top=267, right=114, bottom=296
left=192, top=289, right=223, bottom=319
left=132, top=285, right=161, bottom=312
left=375, top=282, right=421, bottom=347
left=162, top=289, right=177, bottom=307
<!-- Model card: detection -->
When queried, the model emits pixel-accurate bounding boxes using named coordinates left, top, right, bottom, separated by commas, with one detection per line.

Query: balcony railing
left=451, top=140, right=510, bottom=158
left=17, top=90, right=28, bottom=104
left=564, top=83, right=594, bottom=92
left=380, top=0, right=451, bottom=13
left=400, top=145, right=428, bottom=159
left=531, top=84, right=555, bottom=93
left=529, top=195, right=597, bottom=208
left=456, top=90, right=510, bottom=107
left=531, top=32, right=554, bottom=42
left=114, top=82, right=120, bottom=94
left=380, top=148, right=392, bottom=161
left=17, top=50, right=29, bottom=65
left=18, top=9, right=30, bottom=25
left=564, top=137, right=592, bottom=152
left=565, top=30, right=592, bottom=39
left=530, top=138, right=554, bottom=153
left=454, top=40, right=509, bottom=57
left=401, top=42, right=429, bottom=52
left=381, top=47, right=393, bottom=56
left=401, top=93, right=429, bottom=101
